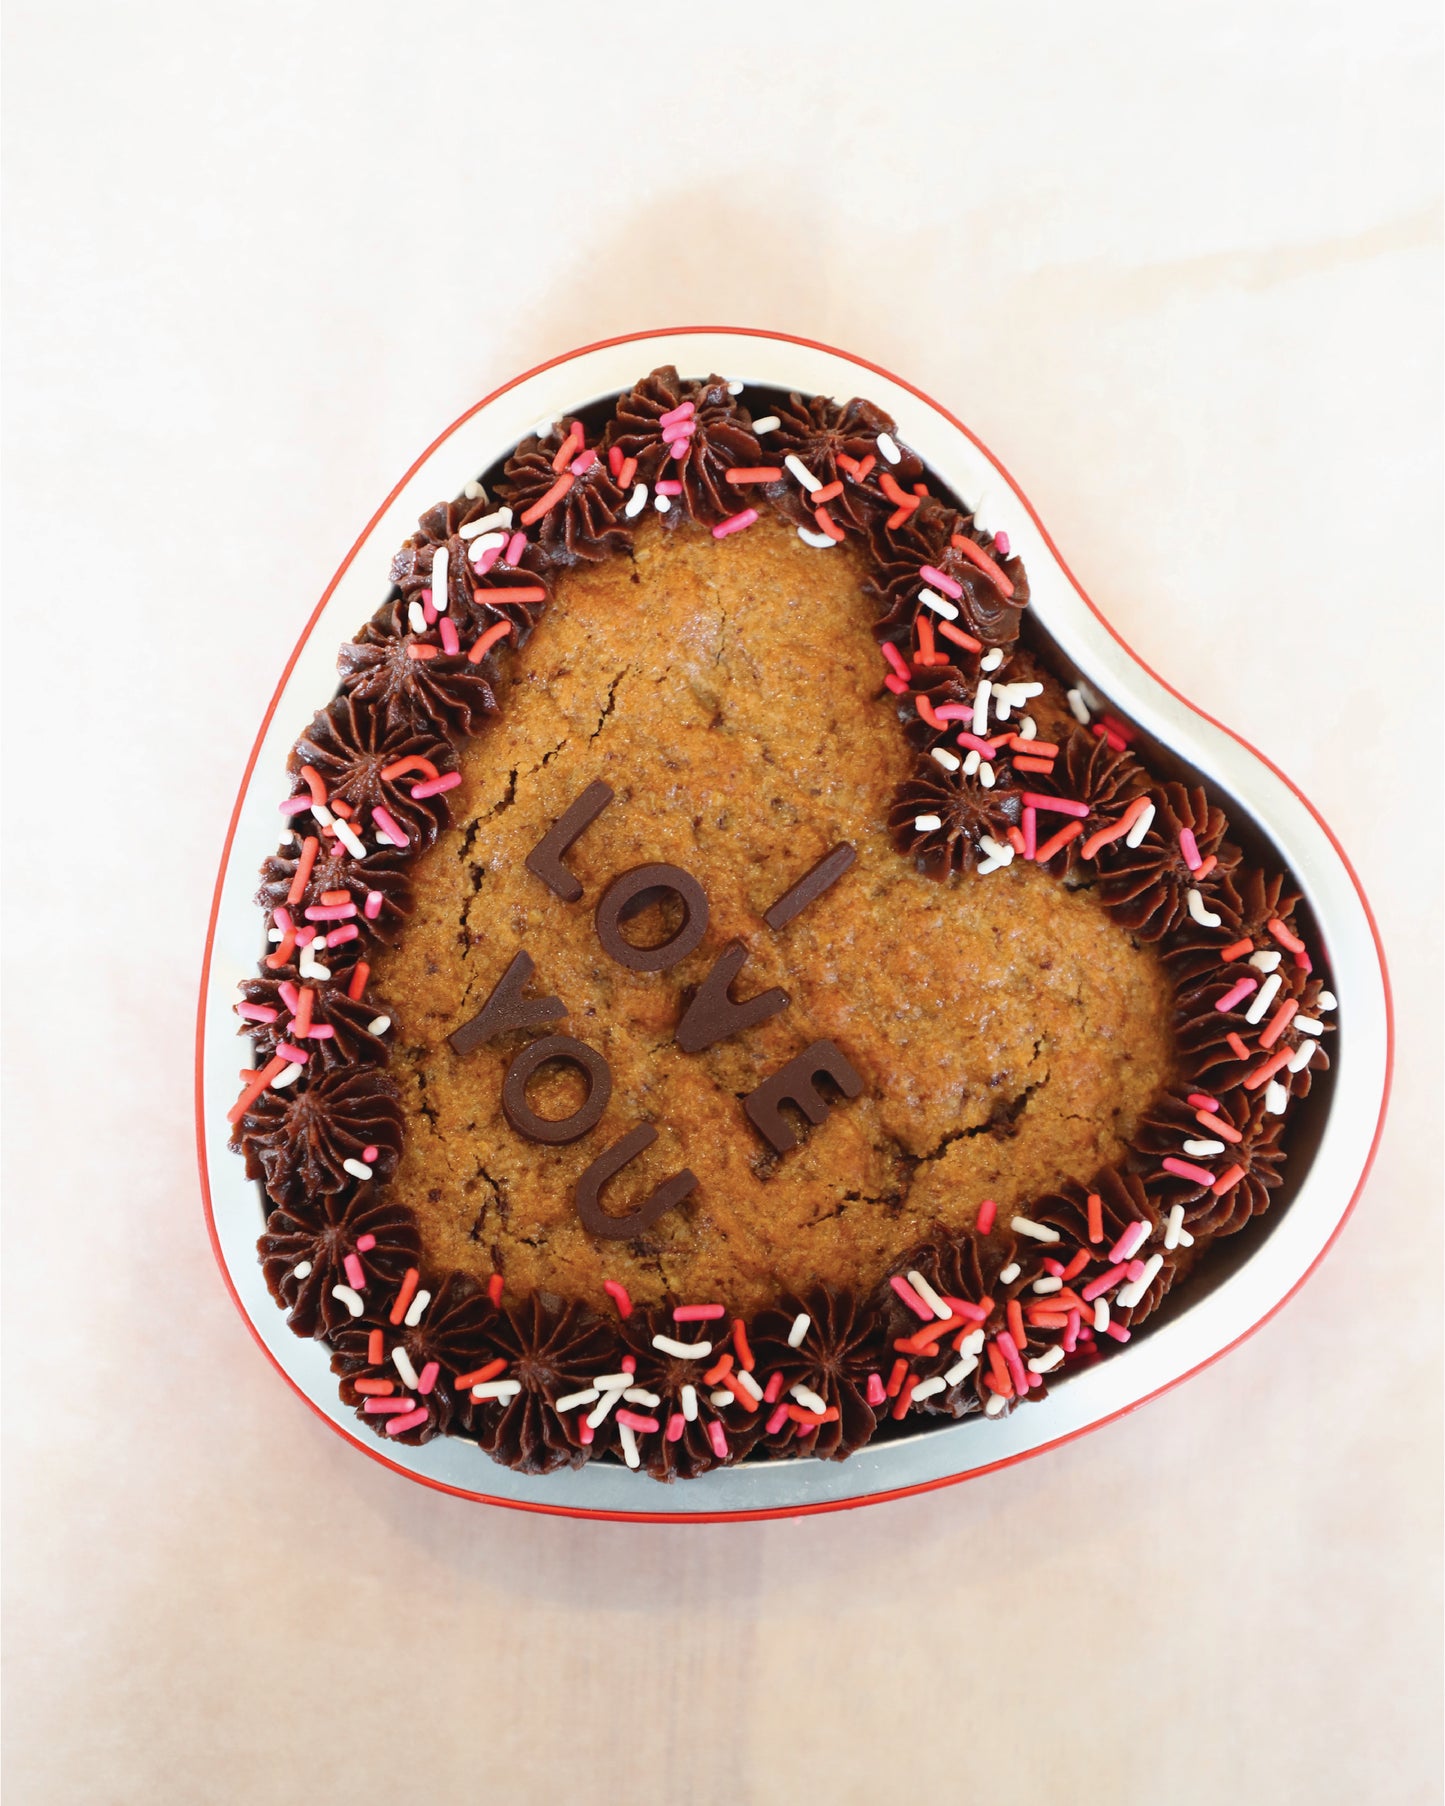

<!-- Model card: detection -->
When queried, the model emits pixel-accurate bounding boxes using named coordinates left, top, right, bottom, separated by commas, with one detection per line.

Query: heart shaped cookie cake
left=228, top=367, right=1337, bottom=1481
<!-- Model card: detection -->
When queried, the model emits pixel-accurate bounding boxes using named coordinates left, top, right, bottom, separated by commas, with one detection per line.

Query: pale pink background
left=4, top=3, right=1441, bottom=1802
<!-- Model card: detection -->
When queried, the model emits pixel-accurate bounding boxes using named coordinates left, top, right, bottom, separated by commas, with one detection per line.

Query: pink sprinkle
left=616, top=1408, right=659, bottom=1434
left=410, top=772, right=462, bottom=799
left=1187, top=1093, right=1219, bottom=1113
left=1104, top=1322, right=1131, bottom=1343
left=932, top=704, right=973, bottom=722
left=439, top=615, right=461, bottom=657
left=236, top=1002, right=280, bottom=1022
left=578, top=1418, right=595, bottom=1445
left=603, top=1279, right=633, bottom=1318
left=303, top=903, right=356, bottom=921
left=706, top=1420, right=729, bottom=1460
left=662, top=423, right=693, bottom=447
left=865, top=1372, right=887, bottom=1408
left=621, top=1354, right=637, bottom=1373
left=884, top=674, right=910, bottom=695
left=1125, top=1258, right=1147, bottom=1282
left=765, top=1404, right=790, bottom=1435
left=762, top=1371, right=785, bottom=1403
left=881, top=641, right=911, bottom=681
left=275, top=1042, right=309, bottom=1065
left=362, top=1148, right=378, bottom=1165
left=889, top=1274, right=934, bottom=1322
left=674, top=1303, right=726, bottom=1321
left=1109, top=1220, right=1150, bottom=1263
left=655, top=479, right=683, bottom=495
left=665, top=1413, right=686, bottom=1442
left=356, top=1233, right=377, bottom=1252
left=279, top=795, right=314, bottom=816
left=995, top=1331, right=1029, bottom=1395
left=365, top=1396, right=417, bottom=1415
left=1022, top=806, right=1038, bottom=861
left=658, top=401, right=696, bottom=428
left=995, top=532, right=1011, bottom=558
left=1163, top=1156, right=1217, bottom=1187
left=505, top=531, right=527, bottom=565
left=955, top=732, right=997, bottom=758
left=473, top=544, right=502, bottom=576
left=326, top=925, right=359, bottom=947
left=276, top=981, right=301, bottom=1012
left=1042, top=1258, right=1066, bottom=1277
left=607, top=444, right=624, bottom=477
left=920, top=564, right=963, bottom=599
left=272, top=907, right=295, bottom=933
left=1062, top=1309, right=1080, bottom=1353
left=304, top=1022, right=334, bottom=1040
left=294, top=927, right=317, bottom=946
left=1179, top=828, right=1202, bottom=871
left=384, top=1407, right=430, bottom=1436
left=421, top=590, right=438, bottom=626
left=713, top=509, right=758, bottom=540
left=343, top=1253, right=365, bottom=1290
left=1023, top=793, right=1090, bottom=819
left=570, top=447, right=597, bottom=476
left=1082, top=1263, right=1132, bottom=1303
left=416, top=1361, right=439, bottom=1396
left=371, top=805, right=409, bottom=847
left=1215, top=977, right=1258, bottom=1013
left=977, top=1198, right=998, bottom=1234
left=363, top=890, right=384, bottom=920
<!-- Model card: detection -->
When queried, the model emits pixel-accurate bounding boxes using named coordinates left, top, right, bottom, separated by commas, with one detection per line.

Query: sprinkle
left=430, top=546, right=449, bottom=616
left=727, top=466, right=783, bottom=484
left=943, top=1353, right=979, bottom=1387
left=382, top=1408, right=430, bottom=1436
left=1249, top=951, right=1284, bottom=975
left=1295, top=1015, right=1324, bottom=1036
left=913, top=813, right=944, bottom=833
left=706, top=1421, right=729, bottom=1460
left=329, top=817, right=367, bottom=860
left=370, top=805, right=409, bottom=849
left=1035, top=820, right=1084, bottom=863
left=1023, top=792, right=1089, bottom=819
left=1218, top=939, right=1256, bottom=962
left=995, top=1332, right=1029, bottom=1396
left=412, top=1361, right=439, bottom=1397
left=783, top=1312, right=812, bottom=1351
left=270, top=1062, right=302, bottom=1089
left=674, top=1303, right=725, bottom=1322
left=1066, top=688, right=1091, bottom=724
left=1226, top=1031, right=1251, bottom=1061
left=290, top=1260, right=313, bottom=1280
left=930, top=747, right=961, bottom=773
left=623, top=1388, right=661, bottom=1408
left=411, top=772, right=462, bottom=800
left=1109, top=1220, right=1151, bottom=1262
left=797, top=526, right=837, bottom=548
left=391, top=1346, right=420, bottom=1389
left=389, top=1268, right=420, bottom=1326
left=1184, top=1139, right=1225, bottom=1157
left=1164, top=1205, right=1186, bottom=1249
left=876, top=431, right=902, bottom=464
left=1011, top=1215, right=1061, bottom=1244
left=597, top=1279, right=633, bottom=1319
left=658, top=400, right=695, bottom=428
left=467, top=620, right=514, bottom=664
left=880, top=642, right=912, bottom=682
left=1212, top=1164, right=1247, bottom=1196
left=973, top=679, right=992, bottom=734
left=586, top=1389, right=623, bottom=1430
left=918, top=586, right=959, bottom=621
left=1265, top=1080, right=1290, bottom=1114
left=1244, top=972, right=1283, bottom=1025
left=459, top=509, right=511, bottom=539
left=920, top=564, right=963, bottom=601
left=1081, top=1263, right=1131, bottom=1303
left=1268, top=918, right=1306, bottom=954
left=1187, top=889, right=1222, bottom=928
left=911, top=1376, right=948, bottom=1403
left=1259, top=997, right=1300, bottom=1048
left=1033, top=1275, right=1064, bottom=1295
left=1163, top=1157, right=1217, bottom=1186
left=1125, top=800, right=1156, bottom=847
left=666, top=1413, right=686, bottom=1441
left=342, top=1157, right=373, bottom=1182
left=519, top=471, right=574, bottom=526
left=984, top=1392, right=1009, bottom=1417
left=906, top=1270, right=954, bottom=1321
left=937, top=620, right=983, bottom=654
left=453, top=1360, right=506, bottom=1391
left=616, top=1408, right=660, bottom=1435
left=404, top=1289, right=431, bottom=1328
left=354, top=1378, right=394, bottom=1398
left=236, top=1001, right=280, bottom=1024
left=1216, top=976, right=1258, bottom=1013
left=1028, top=1346, right=1065, bottom=1375
left=890, top=1376, right=918, bottom=1420
left=713, top=508, right=758, bottom=539
left=975, top=1198, right=998, bottom=1235
left=470, top=1381, right=522, bottom=1402
left=889, top=1274, right=935, bottom=1321
left=1116, top=1254, right=1163, bottom=1310
left=1287, top=1040, right=1316, bottom=1074
left=731, top=1318, right=756, bottom=1371
left=865, top=1372, right=887, bottom=1408
left=555, top=1387, right=600, bottom=1413
left=784, top=454, right=821, bottom=493
left=680, top=1384, right=699, bottom=1422
left=285, top=836, right=321, bottom=906
left=1093, top=1299, right=1111, bottom=1332
left=997, top=1261, right=1021, bottom=1284
left=1317, top=990, right=1338, bottom=1011
left=980, top=646, right=1005, bottom=672
left=1179, top=828, right=1202, bottom=871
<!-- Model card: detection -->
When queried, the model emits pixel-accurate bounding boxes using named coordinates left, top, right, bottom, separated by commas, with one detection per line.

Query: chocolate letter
left=743, top=1039, right=864, bottom=1153
left=763, top=842, right=856, bottom=932
left=448, top=951, right=565, bottom=1055
left=501, top=1034, right=612, bottom=1145
left=675, top=939, right=789, bottom=1055
left=595, top=863, right=709, bottom=973
left=524, top=779, right=614, bottom=903
left=574, top=1124, right=698, bottom=1241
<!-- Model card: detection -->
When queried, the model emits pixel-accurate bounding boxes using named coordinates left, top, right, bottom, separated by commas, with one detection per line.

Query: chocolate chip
left=743, top=1039, right=865, bottom=1153
left=524, top=779, right=614, bottom=903
left=448, top=950, right=566, bottom=1055
left=595, top=862, right=709, bottom=972
left=574, top=1123, right=698, bottom=1241
left=675, top=939, right=789, bottom=1055
left=762, top=842, right=856, bottom=932
left=500, top=1034, right=612, bottom=1145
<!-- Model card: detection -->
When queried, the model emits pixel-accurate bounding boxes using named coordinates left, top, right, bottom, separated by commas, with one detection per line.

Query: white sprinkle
left=958, top=1328, right=986, bottom=1357
left=463, top=531, right=506, bottom=559
left=591, top=1372, right=634, bottom=1391
left=914, top=813, right=944, bottom=832
left=1116, top=1253, right=1163, bottom=1310
left=1249, top=950, right=1283, bottom=973
left=931, top=747, right=961, bottom=773
left=297, top=941, right=329, bottom=981
left=1244, top=971, right=1282, bottom=1024
left=993, top=692, right=1011, bottom=723
left=554, top=1388, right=600, bottom=1413
left=462, top=479, right=487, bottom=501
left=651, top=1334, right=712, bottom=1360
left=1164, top=1203, right=1186, bottom=1250
left=1288, top=1040, right=1316, bottom=1074
left=977, top=840, right=1013, bottom=875
left=624, top=483, right=648, bottom=519
left=790, top=1384, right=828, bottom=1415
left=1093, top=1298, right=1110, bottom=1331
left=1126, top=800, right=1156, bottom=848
left=1011, top=1216, right=1061, bottom=1244
left=432, top=546, right=448, bottom=614
left=342, top=1157, right=374, bottom=1181
left=271, top=1062, right=302, bottom=1089
left=973, top=679, right=992, bottom=734
left=332, top=818, right=368, bottom=860
left=1067, top=688, right=1091, bottom=725
left=366, top=1015, right=392, bottom=1036
left=1032, top=1275, right=1064, bottom=1295
left=279, top=830, right=297, bottom=848
left=310, top=802, right=334, bottom=827
left=876, top=431, right=902, bottom=465
left=269, top=927, right=285, bottom=942
left=710, top=1389, right=735, bottom=1409
left=1028, top=1346, right=1066, bottom=1375
left=532, top=414, right=559, bottom=439
left=681, top=1383, right=699, bottom=1422
left=787, top=1313, right=811, bottom=1349
left=1001, top=681, right=1043, bottom=702
left=654, top=492, right=670, bottom=513
left=586, top=1389, right=623, bottom=1429
left=984, top=1392, right=1008, bottom=1416
left=962, top=750, right=981, bottom=777
left=784, top=453, right=821, bottom=493
left=944, top=1354, right=979, bottom=1387
left=408, top=599, right=427, bottom=634
left=291, top=1261, right=313, bottom=1280
left=1295, top=1016, right=1324, bottom=1036
left=471, top=1379, right=521, bottom=1402
left=1317, top=990, right=1337, bottom=1011
left=751, top=414, right=780, bottom=434
left=1183, top=1139, right=1225, bottom=1158
left=797, top=526, right=837, bottom=548
left=1017, top=715, right=1038, bottom=741
left=619, top=1423, right=641, bottom=1468
left=392, top=1346, right=420, bottom=1388
left=1187, top=888, right=1222, bottom=929
left=919, top=586, right=959, bottom=621
left=459, top=507, right=511, bottom=537
left=1265, top=1080, right=1290, bottom=1114
left=404, top=1289, right=431, bottom=1328
left=978, top=761, right=996, bottom=790
left=735, top=1369, right=764, bottom=1403
left=623, top=1387, right=661, bottom=1408
left=998, top=1262, right=1021, bottom=1285
left=980, top=647, right=1005, bottom=672
left=907, top=1270, right=953, bottom=1321
left=911, top=1376, right=947, bottom=1402
left=726, top=380, right=744, bottom=395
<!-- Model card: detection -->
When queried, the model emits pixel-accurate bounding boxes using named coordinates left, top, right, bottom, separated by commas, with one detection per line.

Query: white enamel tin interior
left=199, top=329, right=1390, bottom=1519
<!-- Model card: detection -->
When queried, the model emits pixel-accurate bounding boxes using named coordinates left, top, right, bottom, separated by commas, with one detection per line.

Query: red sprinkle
left=388, top=1269, right=420, bottom=1326
left=1268, top=918, right=1306, bottom=954
left=977, top=1197, right=998, bottom=1234
left=286, top=835, right=320, bottom=905
left=1035, top=819, right=1084, bottom=863
left=453, top=1358, right=506, bottom=1391
left=1219, top=938, right=1254, bottom=962
left=1212, top=1163, right=1247, bottom=1195
left=947, top=534, right=1015, bottom=599
left=1022, top=806, right=1038, bottom=861
left=1226, top=1031, right=1252, bottom=1061
left=1258, top=997, right=1299, bottom=1049
left=884, top=1358, right=908, bottom=1399
left=1195, top=1110, right=1243, bottom=1144
left=1086, top=1192, right=1104, bottom=1243
left=603, top=1279, right=633, bottom=1318
left=487, top=1274, right=505, bottom=1308
left=731, top=1318, right=755, bottom=1371
left=890, top=1376, right=918, bottom=1420
left=467, top=619, right=515, bottom=664
left=1023, top=793, right=1089, bottom=819
left=519, top=471, right=574, bottom=526
left=1244, top=1046, right=1295, bottom=1091
left=937, top=620, right=983, bottom=655
left=346, top=962, right=371, bottom=1002
left=726, top=466, right=784, bottom=484
left=367, top=1329, right=385, bottom=1365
